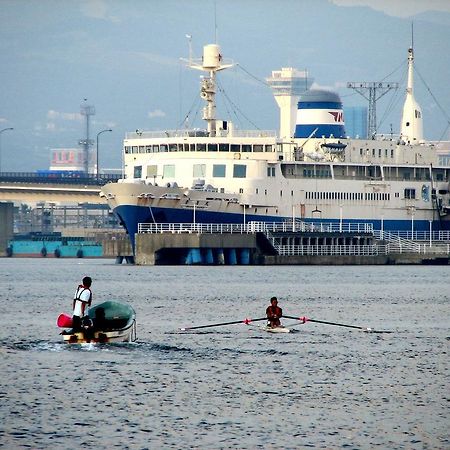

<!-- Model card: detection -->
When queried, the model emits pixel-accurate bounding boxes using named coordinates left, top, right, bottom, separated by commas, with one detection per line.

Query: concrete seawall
left=135, top=233, right=256, bottom=265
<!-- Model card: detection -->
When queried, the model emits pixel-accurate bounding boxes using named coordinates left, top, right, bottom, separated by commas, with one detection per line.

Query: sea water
left=0, top=258, right=448, bottom=449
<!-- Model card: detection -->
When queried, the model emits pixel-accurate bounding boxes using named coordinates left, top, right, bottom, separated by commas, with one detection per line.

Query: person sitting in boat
left=92, top=307, right=107, bottom=331
left=266, top=296, right=282, bottom=328
left=72, top=276, right=92, bottom=331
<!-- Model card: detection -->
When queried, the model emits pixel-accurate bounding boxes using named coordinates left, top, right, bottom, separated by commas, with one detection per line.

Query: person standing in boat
left=266, top=296, right=282, bottom=328
left=72, top=276, right=92, bottom=331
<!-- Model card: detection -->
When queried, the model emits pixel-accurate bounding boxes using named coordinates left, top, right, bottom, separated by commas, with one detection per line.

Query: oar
left=180, top=317, right=268, bottom=331
left=283, top=315, right=375, bottom=332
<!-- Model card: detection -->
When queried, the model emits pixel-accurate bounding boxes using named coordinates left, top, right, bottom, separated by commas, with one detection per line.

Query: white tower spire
left=400, top=46, right=423, bottom=142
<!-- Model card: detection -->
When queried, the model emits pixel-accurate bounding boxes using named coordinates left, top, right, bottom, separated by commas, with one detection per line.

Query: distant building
left=50, top=148, right=85, bottom=172
left=343, top=106, right=368, bottom=139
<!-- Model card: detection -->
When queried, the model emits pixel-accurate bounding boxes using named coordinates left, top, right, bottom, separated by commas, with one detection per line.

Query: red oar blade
left=57, top=313, right=72, bottom=328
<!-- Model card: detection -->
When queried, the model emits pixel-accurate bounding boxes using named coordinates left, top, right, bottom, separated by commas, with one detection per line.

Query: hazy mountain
left=0, top=0, right=449, bottom=171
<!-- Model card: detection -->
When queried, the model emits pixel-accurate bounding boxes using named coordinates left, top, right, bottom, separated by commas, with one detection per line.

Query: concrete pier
left=135, top=232, right=256, bottom=265
left=133, top=223, right=449, bottom=265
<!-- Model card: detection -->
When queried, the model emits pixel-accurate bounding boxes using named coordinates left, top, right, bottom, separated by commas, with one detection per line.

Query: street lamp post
left=0, top=127, right=14, bottom=173
left=96, top=129, right=112, bottom=181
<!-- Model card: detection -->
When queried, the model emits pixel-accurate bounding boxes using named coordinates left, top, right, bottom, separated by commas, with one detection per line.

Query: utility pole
left=347, top=82, right=398, bottom=138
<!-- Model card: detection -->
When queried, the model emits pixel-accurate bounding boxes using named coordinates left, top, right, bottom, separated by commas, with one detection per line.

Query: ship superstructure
left=101, top=43, right=450, bottom=249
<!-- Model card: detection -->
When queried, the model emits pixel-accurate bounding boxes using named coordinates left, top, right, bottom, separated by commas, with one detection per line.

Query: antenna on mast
left=214, top=1, right=218, bottom=43
left=185, top=34, right=193, bottom=64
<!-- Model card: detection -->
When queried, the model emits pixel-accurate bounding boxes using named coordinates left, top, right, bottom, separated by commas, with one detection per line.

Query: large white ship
left=101, top=43, right=450, bottom=249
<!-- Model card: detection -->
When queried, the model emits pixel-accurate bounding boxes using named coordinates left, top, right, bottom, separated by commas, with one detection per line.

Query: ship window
left=406, top=122, right=410, bottom=127
left=391, top=149, right=394, bottom=158
left=189, top=144, right=195, bottom=151
left=256, top=188, right=259, bottom=194
left=239, top=188, right=244, bottom=193
left=146, top=145, right=152, bottom=153
left=146, top=165, right=157, bottom=177
left=134, top=166, right=142, bottom=178
left=163, top=164, right=175, bottom=178
left=385, top=149, right=388, bottom=157
left=265, top=145, right=273, bottom=152
left=265, top=189, right=267, bottom=195
left=169, top=144, right=177, bottom=152
left=291, top=190, right=294, bottom=196
left=280, top=190, right=283, bottom=197
left=213, top=164, right=226, bottom=177
left=208, top=143, right=218, bottom=152
left=178, top=144, right=184, bottom=152
left=404, top=188, right=416, bottom=199
left=219, top=143, right=229, bottom=152
left=242, top=144, right=251, bottom=152
left=139, top=146, right=145, bottom=153
left=360, top=148, right=363, bottom=156
left=372, top=149, right=375, bottom=157
left=160, top=144, right=168, bottom=152
left=132, top=146, right=138, bottom=153
left=193, top=164, right=206, bottom=177
left=267, top=167, right=275, bottom=177
left=125, top=146, right=131, bottom=154
left=184, top=144, right=189, bottom=152
left=253, top=145, right=263, bottom=152
left=378, top=149, right=381, bottom=157
left=233, top=164, right=247, bottom=178
left=197, top=143, right=206, bottom=151
left=230, top=144, right=240, bottom=152
left=153, top=145, right=159, bottom=153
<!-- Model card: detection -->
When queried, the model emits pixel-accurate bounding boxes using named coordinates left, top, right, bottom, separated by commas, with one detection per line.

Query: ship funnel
left=294, top=90, right=346, bottom=139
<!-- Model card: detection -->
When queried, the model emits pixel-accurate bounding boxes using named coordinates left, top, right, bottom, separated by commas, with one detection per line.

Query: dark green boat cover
left=88, top=301, right=135, bottom=330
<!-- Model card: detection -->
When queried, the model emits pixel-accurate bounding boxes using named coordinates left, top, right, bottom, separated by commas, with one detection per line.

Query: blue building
left=343, top=106, right=368, bottom=139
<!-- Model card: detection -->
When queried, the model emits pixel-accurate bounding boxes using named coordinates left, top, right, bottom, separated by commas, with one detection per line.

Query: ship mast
left=183, top=44, right=233, bottom=137
left=400, top=36, right=423, bottom=142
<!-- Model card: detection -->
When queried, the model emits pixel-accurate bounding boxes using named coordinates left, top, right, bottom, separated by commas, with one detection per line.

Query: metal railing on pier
left=274, top=243, right=450, bottom=256
left=137, top=221, right=374, bottom=235
left=136, top=222, right=449, bottom=257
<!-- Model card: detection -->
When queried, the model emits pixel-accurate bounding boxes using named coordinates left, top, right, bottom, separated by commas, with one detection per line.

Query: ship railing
left=125, top=129, right=277, bottom=139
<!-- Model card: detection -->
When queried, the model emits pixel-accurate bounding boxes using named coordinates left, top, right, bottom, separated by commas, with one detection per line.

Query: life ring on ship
left=76, top=249, right=84, bottom=258
left=6, top=246, right=13, bottom=257
left=54, top=248, right=61, bottom=258
left=40, top=247, right=47, bottom=257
